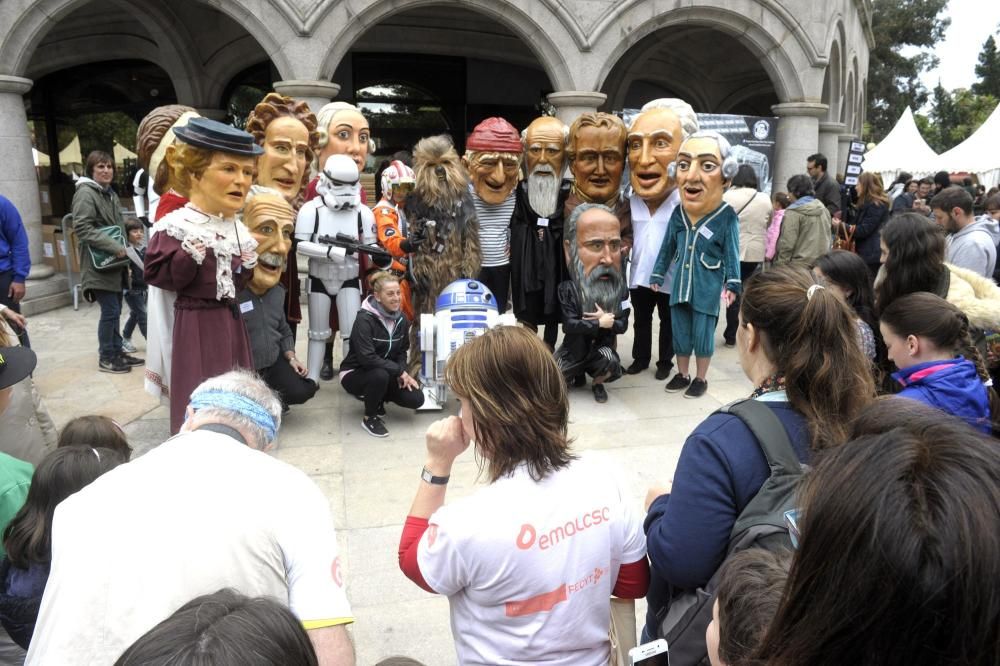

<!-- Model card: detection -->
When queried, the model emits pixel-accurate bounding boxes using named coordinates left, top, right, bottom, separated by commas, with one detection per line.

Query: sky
left=917, top=0, right=1000, bottom=91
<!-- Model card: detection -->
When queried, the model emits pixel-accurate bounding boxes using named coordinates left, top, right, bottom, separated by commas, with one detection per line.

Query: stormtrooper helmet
left=317, top=154, right=361, bottom=211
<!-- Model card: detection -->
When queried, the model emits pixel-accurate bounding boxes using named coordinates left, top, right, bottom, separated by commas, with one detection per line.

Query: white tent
left=113, top=141, right=137, bottom=165
left=32, top=147, right=50, bottom=167
left=861, top=107, right=939, bottom=184
left=934, top=101, right=1000, bottom=189
left=58, top=136, right=83, bottom=172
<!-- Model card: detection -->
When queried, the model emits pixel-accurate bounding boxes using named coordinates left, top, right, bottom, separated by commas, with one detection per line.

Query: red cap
left=466, top=117, right=523, bottom=153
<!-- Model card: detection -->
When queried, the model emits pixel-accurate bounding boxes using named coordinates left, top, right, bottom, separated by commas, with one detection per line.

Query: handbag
left=833, top=223, right=855, bottom=252
left=86, top=225, right=129, bottom=272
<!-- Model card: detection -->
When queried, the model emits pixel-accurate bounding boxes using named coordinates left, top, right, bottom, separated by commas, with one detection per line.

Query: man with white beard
left=554, top=203, right=631, bottom=403
left=510, top=116, right=571, bottom=349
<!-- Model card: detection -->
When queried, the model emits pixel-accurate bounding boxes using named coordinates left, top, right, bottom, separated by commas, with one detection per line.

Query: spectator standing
left=73, top=151, right=141, bottom=374
left=763, top=192, right=791, bottom=263
left=885, top=171, right=912, bottom=206
left=399, top=327, right=648, bottom=666
left=805, top=153, right=840, bottom=217
left=931, top=186, right=1000, bottom=279
left=0, top=195, right=30, bottom=348
left=722, top=165, right=772, bottom=346
left=26, top=371, right=355, bottom=665
left=814, top=250, right=884, bottom=366
left=842, top=171, right=890, bottom=280
left=773, top=175, right=832, bottom=266
left=121, top=218, right=147, bottom=353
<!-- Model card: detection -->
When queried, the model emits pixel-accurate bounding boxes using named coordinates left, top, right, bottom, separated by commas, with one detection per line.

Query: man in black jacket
left=806, top=153, right=841, bottom=218
left=554, top=203, right=631, bottom=403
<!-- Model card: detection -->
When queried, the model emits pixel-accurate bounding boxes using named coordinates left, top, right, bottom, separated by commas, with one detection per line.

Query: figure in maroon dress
left=144, top=118, right=262, bottom=433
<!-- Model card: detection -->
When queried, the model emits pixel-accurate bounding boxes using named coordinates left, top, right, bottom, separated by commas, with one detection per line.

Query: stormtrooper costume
left=295, top=155, right=377, bottom=382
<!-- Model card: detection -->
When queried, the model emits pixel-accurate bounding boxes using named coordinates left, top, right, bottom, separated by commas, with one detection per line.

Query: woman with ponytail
left=643, top=264, right=875, bottom=643
left=880, top=292, right=993, bottom=434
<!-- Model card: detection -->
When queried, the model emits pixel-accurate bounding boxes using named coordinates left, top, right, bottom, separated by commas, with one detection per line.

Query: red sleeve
left=144, top=232, right=198, bottom=292
left=398, top=515, right=435, bottom=593
left=612, top=558, right=650, bottom=599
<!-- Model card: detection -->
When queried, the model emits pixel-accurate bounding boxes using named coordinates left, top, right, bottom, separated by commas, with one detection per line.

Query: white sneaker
left=121, top=338, right=137, bottom=353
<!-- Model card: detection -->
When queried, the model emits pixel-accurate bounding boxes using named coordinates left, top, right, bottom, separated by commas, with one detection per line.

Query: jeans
left=93, top=289, right=123, bottom=360
left=0, top=270, right=29, bottom=348
left=341, top=367, right=425, bottom=417
left=123, top=289, right=147, bottom=339
left=723, top=262, right=760, bottom=344
left=629, top=286, right=673, bottom=370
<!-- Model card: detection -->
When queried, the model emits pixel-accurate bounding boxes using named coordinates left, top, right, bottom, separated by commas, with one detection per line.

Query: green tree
left=867, top=0, right=950, bottom=142
left=927, top=82, right=957, bottom=151
left=973, top=33, right=1000, bottom=97
left=923, top=87, right=998, bottom=151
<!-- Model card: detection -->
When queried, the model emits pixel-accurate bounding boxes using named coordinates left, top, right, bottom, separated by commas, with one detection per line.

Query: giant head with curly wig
left=245, top=93, right=318, bottom=203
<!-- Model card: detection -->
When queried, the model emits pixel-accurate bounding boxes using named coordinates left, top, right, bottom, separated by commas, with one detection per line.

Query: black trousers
left=723, top=262, right=760, bottom=344
left=341, top=366, right=425, bottom=417
left=0, top=270, right=29, bottom=347
left=478, top=264, right=511, bottom=313
left=629, top=286, right=673, bottom=370
left=259, top=359, right=318, bottom=407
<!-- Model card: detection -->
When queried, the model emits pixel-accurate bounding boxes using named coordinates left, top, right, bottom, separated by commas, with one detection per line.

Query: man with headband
left=28, top=370, right=355, bottom=665
left=238, top=187, right=317, bottom=412
left=554, top=203, right=631, bottom=403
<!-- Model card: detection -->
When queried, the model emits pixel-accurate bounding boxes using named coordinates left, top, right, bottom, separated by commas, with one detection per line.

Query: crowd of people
left=0, top=91, right=998, bottom=665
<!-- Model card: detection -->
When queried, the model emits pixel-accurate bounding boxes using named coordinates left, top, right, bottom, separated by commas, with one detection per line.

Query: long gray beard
left=573, top=254, right=624, bottom=314
left=527, top=168, right=560, bottom=218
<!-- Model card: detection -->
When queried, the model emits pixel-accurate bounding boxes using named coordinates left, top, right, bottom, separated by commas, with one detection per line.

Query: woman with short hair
left=398, top=326, right=648, bottom=665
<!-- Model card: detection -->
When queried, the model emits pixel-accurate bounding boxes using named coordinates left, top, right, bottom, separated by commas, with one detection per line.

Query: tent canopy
left=58, top=136, right=82, bottom=167
left=935, top=102, right=1000, bottom=190
left=862, top=107, right=940, bottom=185
left=113, top=141, right=137, bottom=164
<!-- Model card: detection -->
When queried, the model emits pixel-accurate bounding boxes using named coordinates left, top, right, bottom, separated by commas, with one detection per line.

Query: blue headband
left=189, top=389, right=277, bottom=442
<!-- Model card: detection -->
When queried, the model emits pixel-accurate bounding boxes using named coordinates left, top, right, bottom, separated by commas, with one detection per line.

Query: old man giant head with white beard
left=523, top=116, right=568, bottom=218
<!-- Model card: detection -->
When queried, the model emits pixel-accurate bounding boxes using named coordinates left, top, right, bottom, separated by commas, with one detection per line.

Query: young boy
left=121, top=219, right=147, bottom=353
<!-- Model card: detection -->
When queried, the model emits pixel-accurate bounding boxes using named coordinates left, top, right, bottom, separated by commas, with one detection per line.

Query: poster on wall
left=620, top=110, right=780, bottom=194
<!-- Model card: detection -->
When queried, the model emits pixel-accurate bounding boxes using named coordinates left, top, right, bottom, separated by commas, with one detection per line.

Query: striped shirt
left=471, top=187, right=516, bottom=268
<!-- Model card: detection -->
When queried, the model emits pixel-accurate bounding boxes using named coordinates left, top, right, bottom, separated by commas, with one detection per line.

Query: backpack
left=655, top=398, right=806, bottom=665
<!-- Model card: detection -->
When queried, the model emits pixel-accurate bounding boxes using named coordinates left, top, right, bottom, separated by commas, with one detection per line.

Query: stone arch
left=592, top=2, right=815, bottom=102
left=844, top=72, right=856, bottom=132
left=316, top=0, right=576, bottom=92
left=821, top=25, right=844, bottom=123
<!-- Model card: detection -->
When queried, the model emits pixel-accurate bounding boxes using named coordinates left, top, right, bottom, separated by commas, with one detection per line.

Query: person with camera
left=72, top=151, right=142, bottom=374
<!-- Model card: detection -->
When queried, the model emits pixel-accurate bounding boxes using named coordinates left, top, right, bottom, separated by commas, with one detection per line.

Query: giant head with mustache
left=244, top=186, right=295, bottom=295
left=564, top=203, right=627, bottom=314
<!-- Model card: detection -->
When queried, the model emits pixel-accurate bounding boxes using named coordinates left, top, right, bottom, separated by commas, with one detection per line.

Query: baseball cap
left=0, top=346, right=37, bottom=390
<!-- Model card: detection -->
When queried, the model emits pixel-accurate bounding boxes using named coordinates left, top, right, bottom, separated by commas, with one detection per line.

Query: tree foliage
left=973, top=33, right=1000, bottom=97
left=867, top=0, right=950, bottom=142
left=922, top=86, right=998, bottom=152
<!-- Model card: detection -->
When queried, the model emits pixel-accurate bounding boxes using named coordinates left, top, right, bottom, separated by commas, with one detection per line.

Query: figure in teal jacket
left=650, top=131, right=741, bottom=398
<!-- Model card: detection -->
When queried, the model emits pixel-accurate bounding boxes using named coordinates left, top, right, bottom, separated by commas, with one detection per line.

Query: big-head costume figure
left=510, top=115, right=570, bottom=348
left=565, top=112, right=631, bottom=251
left=648, top=130, right=741, bottom=399
left=295, top=154, right=377, bottom=382
left=144, top=117, right=261, bottom=433
left=238, top=186, right=317, bottom=409
left=462, top=118, right=521, bottom=313
left=554, top=203, right=631, bottom=404
left=405, top=134, right=480, bottom=371
left=623, top=98, right=699, bottom=382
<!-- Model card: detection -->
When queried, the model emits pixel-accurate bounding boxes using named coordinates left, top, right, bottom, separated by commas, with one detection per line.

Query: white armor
left=295, top=155, right=377, bottom=381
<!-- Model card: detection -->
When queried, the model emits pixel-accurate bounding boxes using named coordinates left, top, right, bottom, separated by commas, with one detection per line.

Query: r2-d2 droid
left=418, top=279, right=516, bottom=410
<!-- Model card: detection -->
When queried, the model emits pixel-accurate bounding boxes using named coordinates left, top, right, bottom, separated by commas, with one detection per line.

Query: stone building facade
left=0, top=0, right=871, bottom=305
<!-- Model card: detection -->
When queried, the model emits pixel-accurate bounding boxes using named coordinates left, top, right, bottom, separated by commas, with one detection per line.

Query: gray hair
left=668, top=130, right=740, bottom=181
left=314, top=101, right=371, bottom=170
left=565, top=202, right=614, bottom=246
left=188, top=370, right=283, bottom=450
left=245, top=184, right=285, bottom=203
left=636, top=98, right=699, bottom=140
left=564, top=203, right=625, bottom=313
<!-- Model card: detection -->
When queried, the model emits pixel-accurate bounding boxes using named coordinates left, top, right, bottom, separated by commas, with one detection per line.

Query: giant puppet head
left=523, top=116, right=568, bottom=218
left=244, top=186, right=295, bottom=294
left=168, top=117, right=263, bottom=219
left=412, top=135, right=468, bottom=210
left=136, top=104, right=199, bottom=197
left=245, top=93, right=319, bottom=203
left=670, top=130, right=739, bottom=224
left=563, top=203, right=627, bottom=313
left=627, top=98, right=699, bottom=208
left=462, top=117, right=522, bottom=205
left=315, top=102, right=371, bottom=173
left=567, top=112, right=627, bottom=204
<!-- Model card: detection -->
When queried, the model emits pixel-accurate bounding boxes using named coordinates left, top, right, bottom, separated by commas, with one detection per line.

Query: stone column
left=818, top=121, right=845, bottom=175
left=546, top=91, right=607, bottom=125
left=0, top=75, right=53, bottom=281
left=273, top=80, right=342, bottom=115
left=770, top=102, right=828, bottom=193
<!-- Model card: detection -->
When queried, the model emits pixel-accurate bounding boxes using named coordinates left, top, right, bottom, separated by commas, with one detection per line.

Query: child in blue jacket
left=879, top=292, right=993, bottom=434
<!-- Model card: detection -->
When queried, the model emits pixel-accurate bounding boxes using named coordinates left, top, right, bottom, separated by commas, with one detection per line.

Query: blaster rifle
left=317, top=233, right=394, bottom=266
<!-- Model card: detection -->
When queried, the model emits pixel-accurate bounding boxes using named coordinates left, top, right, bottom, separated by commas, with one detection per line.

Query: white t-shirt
left=27, top=430, right=352, bottom=664
left=417, top=457, right=646, bottom=666
left=629, top=191, right=680, bottom=290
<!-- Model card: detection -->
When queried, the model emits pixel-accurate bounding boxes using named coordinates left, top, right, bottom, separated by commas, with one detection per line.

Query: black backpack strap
left=719, top=399, right=800, bottom=475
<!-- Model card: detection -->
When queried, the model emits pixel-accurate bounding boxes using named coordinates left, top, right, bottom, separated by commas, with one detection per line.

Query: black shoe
left=664, top=373, right=691, bottom=393
left=684, top=378, right=708, bottom=398
left=320, top=362, right=335, bottom=381
left=724, top=339, right=736, bottom=348
left=573, top=375, right=587, bottom=387
left=362, top=415, right=389, bottom=438
left=592, top=384, right=608, bottom=403
left=654, top=365, right=673, bottom=381
left=624, top=362, right=648, bottom=375
left=99, top=357, right=131, bottom=374
left=118, top=353, right=144, bottom=367
left=377, top=402, right=386, bottom=417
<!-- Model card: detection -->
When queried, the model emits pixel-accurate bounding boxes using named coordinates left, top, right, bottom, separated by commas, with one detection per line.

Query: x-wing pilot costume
left=295, top=154, right=377, bottom=382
